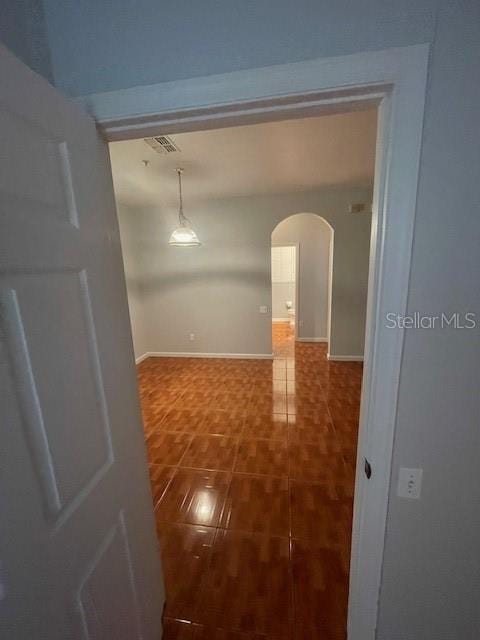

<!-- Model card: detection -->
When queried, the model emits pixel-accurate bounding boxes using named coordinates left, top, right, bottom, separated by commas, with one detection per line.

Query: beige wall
left=117, top=186, right=372, bottom=358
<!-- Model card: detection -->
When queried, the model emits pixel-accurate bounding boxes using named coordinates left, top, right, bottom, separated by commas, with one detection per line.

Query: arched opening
left=271, top=213, right=334, bottom=357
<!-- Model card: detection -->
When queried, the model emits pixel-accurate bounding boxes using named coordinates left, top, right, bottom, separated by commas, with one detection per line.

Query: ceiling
left=109, top=109, right=377, bottom=208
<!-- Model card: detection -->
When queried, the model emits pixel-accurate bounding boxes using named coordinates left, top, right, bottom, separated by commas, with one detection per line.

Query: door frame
left=326, top=224, right=335, bottom=352
left=79, top=43, right=430, bottom=640
left=271, top=242, right=299, bottom=339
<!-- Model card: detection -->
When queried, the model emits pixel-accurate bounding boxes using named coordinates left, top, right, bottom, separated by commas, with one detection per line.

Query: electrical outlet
left=397, top=467, right=423, bottom=499
left=259, top=305, right=268, bottom=314
left=189, top=333, right=195, bottom=341
left=348, top=202, right=368, bottom=214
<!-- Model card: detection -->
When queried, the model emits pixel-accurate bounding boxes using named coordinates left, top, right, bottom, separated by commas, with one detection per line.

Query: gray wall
left=12, top=0, right=480, bottom=636
left=0, top=0, right=52, bottom=81
left=117, top=204, right=149, bottom=361
left=272, top=214, right=333, bottom=343
left=377, top=3, right=480, bottom=638
left=116, top=187, right=372, bottom=358
left=42, top=0, right=436, bottom=97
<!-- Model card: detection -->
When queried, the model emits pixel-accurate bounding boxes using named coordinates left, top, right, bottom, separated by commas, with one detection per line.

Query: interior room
left=3, top=3, right=479, bottom=640
left=110, top=111, right=375, bottom=362
left=109, top=110, right=376, bottom=638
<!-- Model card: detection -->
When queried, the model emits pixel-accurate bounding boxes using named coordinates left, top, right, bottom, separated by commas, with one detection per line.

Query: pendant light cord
left=177, top=168, right=189, bottom=226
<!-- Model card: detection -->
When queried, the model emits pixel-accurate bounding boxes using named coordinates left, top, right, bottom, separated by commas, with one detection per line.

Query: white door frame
left=271, top=242, right=299, bottom=339
left=79, top=44, right=430, bottom=640
left=326, top=225, right=335, bottom=351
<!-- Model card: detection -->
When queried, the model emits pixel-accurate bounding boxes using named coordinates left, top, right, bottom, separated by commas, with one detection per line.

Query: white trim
left=83, top=43, right=430, bottom=640
left=138, top=351, right=274, bottom=360
left=297, top=337, right=328, bottom=343
left=326, top=227, right=334, bottom=349
left=272, top=317, right=290, bottom=323
left=135, top=353, right=149, bottom=365
left=79, top=46, right=416, bottom=141
left=327, top=354, right=364, bottom=361
left=293, top=242, right=300, bottom=342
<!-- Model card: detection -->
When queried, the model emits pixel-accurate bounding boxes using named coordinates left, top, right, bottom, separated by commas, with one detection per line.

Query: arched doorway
left=271, top=213, right=334, bottom=356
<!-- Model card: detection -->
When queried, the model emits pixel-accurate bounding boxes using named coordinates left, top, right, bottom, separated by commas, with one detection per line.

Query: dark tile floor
left=138, top=323, right=362, bottom=640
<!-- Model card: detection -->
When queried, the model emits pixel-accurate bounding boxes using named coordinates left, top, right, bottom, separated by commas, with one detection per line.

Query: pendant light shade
left=169, top=168, right=201, bottom=246
left=169, top=225, right=201, bottom=246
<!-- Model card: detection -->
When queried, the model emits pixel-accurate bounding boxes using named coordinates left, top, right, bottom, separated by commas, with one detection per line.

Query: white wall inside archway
left=272, top=214, right=331, bottom=341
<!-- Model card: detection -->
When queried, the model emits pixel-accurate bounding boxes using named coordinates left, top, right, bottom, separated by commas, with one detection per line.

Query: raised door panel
left=77, top=513, right=141, bottom=640
left=0, top=105, right=78, bottom=226
left=0, top=271, right=113, bottom=523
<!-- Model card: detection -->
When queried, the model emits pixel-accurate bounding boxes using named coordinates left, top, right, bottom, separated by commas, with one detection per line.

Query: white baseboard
left=327, top=353, right=364, bottom=362
left=296, top=337, right=328, bottom=343
left=137, top=351, right=274, bottom=361
left=135, top=353, right=149, bottom=364
left=272, top=318, right=290, bottom=323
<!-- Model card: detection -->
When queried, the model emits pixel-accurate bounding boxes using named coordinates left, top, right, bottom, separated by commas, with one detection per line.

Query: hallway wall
left=41, top=0, right=436, bottom=97
left=0, top=0, right=53, bottom=81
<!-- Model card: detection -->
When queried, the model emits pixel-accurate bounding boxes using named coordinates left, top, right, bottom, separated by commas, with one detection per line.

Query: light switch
left=397, top=467, right=423, bottom=499
left=259, top=305, right=268, bottom=314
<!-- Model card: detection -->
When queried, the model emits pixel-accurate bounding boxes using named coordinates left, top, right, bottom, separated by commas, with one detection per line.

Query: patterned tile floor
left=138, top=322, right=362, bottom=640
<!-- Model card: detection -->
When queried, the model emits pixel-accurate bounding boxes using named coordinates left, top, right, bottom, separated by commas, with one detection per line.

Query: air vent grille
left=144, top=135, right=180, bottom=154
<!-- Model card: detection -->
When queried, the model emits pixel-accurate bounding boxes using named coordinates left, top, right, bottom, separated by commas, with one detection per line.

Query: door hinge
left=364, top=458, right=372, bottom=479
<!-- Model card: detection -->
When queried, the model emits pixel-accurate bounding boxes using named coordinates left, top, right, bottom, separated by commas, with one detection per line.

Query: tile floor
left=138, top=322, right=362, bottom=640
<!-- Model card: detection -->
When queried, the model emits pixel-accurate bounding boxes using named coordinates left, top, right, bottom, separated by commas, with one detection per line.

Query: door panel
left=0, top=107, right=78, bottom=225
left=0, top=45, right=164, bottom=639
left=78, top=512, right=142, bottom=640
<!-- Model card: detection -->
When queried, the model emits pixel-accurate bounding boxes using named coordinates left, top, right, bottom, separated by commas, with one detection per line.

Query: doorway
left=271, top=214, right=335, bottom=355
left=1, top=41, right=429, bottom=640
left=271, top=243, right=297, bottom=356
left=112, top=108, right=375, bottom=638
left=92, top=63, right=430, bottom=638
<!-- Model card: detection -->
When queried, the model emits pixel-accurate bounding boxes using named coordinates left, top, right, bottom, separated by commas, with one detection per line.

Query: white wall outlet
left=259, top=305, right=268, bottom=314
left=189, top=333, right=195, bottom=341
left=397, top=467, right=423, bottom=499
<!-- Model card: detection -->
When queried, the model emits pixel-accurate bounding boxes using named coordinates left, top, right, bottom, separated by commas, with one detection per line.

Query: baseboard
left=272, top=318, right=290, bottom=323
left=139, top=351, right=274, bottom=360
left=135, top=353, right=150, bottom=364
left=327, top=353, right=364, bottom=362
left=296, top=337, right=328, bottom=343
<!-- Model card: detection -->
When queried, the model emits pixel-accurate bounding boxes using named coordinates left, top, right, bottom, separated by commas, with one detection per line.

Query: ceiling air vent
left=144, top=135, right=181, bottom=154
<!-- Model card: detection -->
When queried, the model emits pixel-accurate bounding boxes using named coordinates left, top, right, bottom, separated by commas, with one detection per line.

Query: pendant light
left=168, top=168, right=201, bottom=246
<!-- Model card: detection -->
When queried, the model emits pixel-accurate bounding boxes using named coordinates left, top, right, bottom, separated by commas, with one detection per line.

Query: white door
left=0, top=45, right=164, bottom=639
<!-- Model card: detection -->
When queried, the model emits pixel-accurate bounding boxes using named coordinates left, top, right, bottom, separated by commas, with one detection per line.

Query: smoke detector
left=144, top=135, right=181, bottom=154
